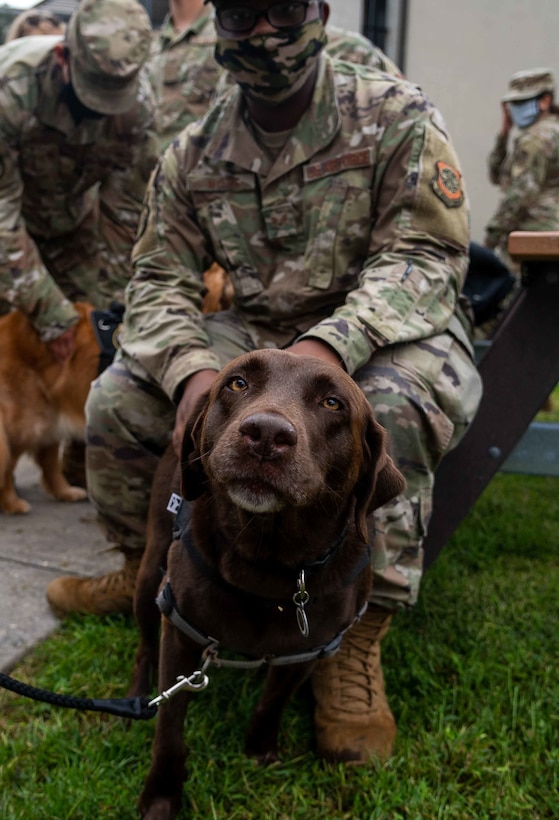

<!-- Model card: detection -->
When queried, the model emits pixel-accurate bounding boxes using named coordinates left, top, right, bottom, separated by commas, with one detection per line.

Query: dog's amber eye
left=227, top=376, right=248, bottom=392
left=321, top=397, right=343, bottom=411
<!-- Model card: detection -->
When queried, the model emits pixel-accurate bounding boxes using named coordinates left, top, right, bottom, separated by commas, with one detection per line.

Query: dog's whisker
left=185, top=448, right=210, bottom=466
left=231, top=515, right=259, bottom=548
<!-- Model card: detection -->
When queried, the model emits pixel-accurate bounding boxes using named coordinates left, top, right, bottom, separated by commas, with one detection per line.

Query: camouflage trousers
left=86, top=310, right=482, bottom=608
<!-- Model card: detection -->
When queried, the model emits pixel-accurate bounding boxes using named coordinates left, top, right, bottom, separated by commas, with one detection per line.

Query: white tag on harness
left=166, top=493, right=183, bottom=514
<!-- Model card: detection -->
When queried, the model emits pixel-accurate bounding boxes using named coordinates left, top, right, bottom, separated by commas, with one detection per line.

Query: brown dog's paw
left=41, top=479, right=88, bottom=503
left=244, top=733, right=280, bottom=766
left=247, top=748, right=281, bottom=766
left=138, top=793, right=181, bottom=820
left=0, top=495, right=31, bottom=515
left=55, top=485, right=88, bottom=503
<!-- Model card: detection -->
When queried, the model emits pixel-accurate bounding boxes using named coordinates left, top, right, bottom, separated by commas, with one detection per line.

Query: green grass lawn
left=1, top=467, right=558, bottom=819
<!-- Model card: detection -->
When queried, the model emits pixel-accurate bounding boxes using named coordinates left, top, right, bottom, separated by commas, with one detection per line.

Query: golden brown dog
left=0, top=263, right=230, bottom=518
left=201, top=262, right=234, bottom=313
left=0, top=303, right=99, bottom=514
left=128, top=349, right=405, bottom=820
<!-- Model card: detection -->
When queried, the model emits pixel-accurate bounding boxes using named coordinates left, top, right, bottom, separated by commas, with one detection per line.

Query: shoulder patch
left=430, top=161, right=464, bottom=208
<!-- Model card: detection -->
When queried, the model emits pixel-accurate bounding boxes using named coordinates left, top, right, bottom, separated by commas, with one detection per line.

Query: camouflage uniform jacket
left=0, top=35, right=158, bottom=340
left=485, top=113, right=559, bottom=251
left=325, top=25, right=403, bottom=77
left=124, top=56, right=471, bottom=401
left=148, top=13, right=222, bottom=152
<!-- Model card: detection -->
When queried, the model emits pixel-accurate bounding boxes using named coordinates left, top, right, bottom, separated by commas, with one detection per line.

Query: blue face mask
left=508, top=98, right=540, bottom=129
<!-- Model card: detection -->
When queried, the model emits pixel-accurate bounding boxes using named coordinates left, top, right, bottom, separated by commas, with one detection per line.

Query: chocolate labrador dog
left=128, top=349, right=405, bottom=820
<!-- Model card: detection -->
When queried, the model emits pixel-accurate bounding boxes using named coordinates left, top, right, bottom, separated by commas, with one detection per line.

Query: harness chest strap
left=156, top=581, right=368, bottom=670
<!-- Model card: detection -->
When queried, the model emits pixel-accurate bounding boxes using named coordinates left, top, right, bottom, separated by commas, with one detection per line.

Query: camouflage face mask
left=214, top=18, right=327, bottom=106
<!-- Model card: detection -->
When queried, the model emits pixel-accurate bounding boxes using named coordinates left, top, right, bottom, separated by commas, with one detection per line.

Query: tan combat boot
left=311, top=604, right=396, bottom=764
left=46, top=552, right=141, bottom=617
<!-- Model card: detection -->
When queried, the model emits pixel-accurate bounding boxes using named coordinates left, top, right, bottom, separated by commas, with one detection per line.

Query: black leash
left=0, top=671, right=157, bottom=720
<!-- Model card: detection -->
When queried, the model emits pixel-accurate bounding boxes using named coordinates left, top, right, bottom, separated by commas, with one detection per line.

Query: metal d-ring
left=293, top=569, right=310, bottom=637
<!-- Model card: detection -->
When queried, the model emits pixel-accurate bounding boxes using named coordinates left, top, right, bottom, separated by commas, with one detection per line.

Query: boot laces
left=87, top=556, right=139, bottom=596
left=335, top=628, right=382, bottom=709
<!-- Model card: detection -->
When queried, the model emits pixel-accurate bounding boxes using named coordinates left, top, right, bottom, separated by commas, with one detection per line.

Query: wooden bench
left=423, top=231, right=559, bottom=568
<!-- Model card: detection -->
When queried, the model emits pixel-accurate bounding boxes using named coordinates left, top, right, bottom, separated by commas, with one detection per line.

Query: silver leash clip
left=148, top=652, right=212, bottom=707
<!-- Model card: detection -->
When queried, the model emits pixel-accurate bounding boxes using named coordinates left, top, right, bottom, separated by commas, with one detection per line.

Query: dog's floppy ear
left=354, top=414, right=406, bottom=542
left=180, top=391, right=212, bottom=500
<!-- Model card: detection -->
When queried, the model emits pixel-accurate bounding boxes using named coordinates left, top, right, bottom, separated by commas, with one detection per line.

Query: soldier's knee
left=86, top=361, right=127, bottom=428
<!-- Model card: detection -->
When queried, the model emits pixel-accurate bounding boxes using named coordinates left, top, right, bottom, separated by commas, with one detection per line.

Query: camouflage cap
left=502, top=68, right=555, bottom=103
left=66, top=0, right=152, bottom=116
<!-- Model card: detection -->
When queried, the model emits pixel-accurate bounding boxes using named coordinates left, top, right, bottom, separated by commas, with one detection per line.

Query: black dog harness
left=151, top=580, right=367, bottom=707
left=149, top=510, right=371, bottom=707
left=156, top=580, right=367, bottom=669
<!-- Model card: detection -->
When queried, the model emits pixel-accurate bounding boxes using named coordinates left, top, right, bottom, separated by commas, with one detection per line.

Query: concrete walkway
left=0, top=457, right=121, bottom=672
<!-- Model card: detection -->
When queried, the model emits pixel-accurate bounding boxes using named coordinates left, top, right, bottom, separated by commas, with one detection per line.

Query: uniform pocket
left=304, top=171, right=372, bottom=290
left=206, top=197, right=263, bottom=298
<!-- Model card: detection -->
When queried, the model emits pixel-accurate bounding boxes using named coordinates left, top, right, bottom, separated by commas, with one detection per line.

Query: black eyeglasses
left=215, top=1, right=317, bottom=34
left=23, top=13, right=62, bottom=27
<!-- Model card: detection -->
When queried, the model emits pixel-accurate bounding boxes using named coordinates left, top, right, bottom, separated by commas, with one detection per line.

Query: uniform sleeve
left=484, top=132, right=547, bottom=250
left=121, top=143, right=220, bottom=400
left=487, top=133, right=509, bottom=185
left=97, top=79, right=160, bottom=301
left=325, top=29, right=404, bottom=78
left=299, top=101, right=470, bottom=374
left=0, top=126, right=78, bottom=340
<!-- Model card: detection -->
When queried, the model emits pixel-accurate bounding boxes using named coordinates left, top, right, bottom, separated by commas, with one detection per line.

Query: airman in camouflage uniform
left=150, top=0, right=402, bottom=153
left=47, top=0, right=481, bottom=765
left=0, top=0, right=157, bottom=355
left=485, top=68, right=559, bottom=266
left=147, top=0, right=222, bottom=151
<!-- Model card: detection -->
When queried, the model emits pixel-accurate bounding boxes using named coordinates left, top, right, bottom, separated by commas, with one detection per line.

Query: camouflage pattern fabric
left=485, top=113, right=559, bottom=257
left=86, top=56, right=482, bottom=608
left=0, top=35, right=158, bottom=340
left=214, top=20, right=328, bottom=103
left=325, top=24, right=403, bottom=77
left=147, top=12, right=223, bottom=152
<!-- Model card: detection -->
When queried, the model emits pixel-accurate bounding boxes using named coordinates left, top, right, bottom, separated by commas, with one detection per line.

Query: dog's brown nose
left=239, top=412, right=297, bottom=459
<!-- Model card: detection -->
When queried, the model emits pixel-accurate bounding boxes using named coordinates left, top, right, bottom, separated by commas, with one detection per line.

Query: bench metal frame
left=423, top=232, right=559, bottom=568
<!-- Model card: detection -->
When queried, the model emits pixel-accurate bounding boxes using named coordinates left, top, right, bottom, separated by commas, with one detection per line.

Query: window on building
left=363, top=0, right=409, bottom=72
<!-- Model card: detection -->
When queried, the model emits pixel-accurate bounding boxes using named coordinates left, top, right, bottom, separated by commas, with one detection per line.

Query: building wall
left=327, top=1, right=361, bottom=34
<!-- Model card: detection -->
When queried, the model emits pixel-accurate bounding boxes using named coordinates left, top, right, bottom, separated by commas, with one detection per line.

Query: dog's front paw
left=0, top=495, right=31, bottom=514
left=246, top=747, right=280, bottom=766
left=245, top=708, right=282, bottom=765
left=138, top=793, right=181, bottom=820
left=244, top=732, right=280, bottom=765
left=54, top=485, right=88, bottom=503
